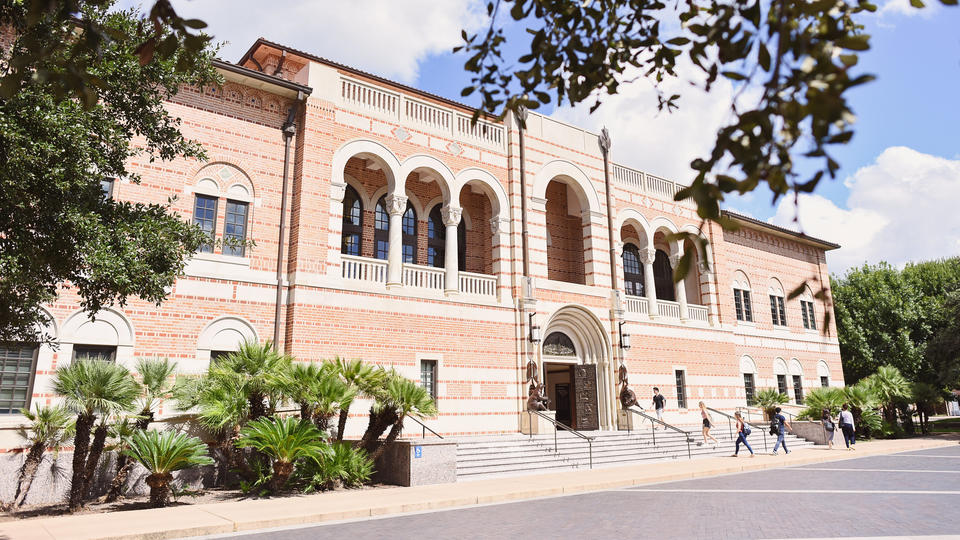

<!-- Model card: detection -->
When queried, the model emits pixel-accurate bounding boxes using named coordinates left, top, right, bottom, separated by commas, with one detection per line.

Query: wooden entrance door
left=571, top=364, right=599, bottom=430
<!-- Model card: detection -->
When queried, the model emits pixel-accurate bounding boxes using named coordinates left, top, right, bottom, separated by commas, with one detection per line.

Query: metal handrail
left=526, top=410, right=595, bottom=469
left=736, top=405, right=796, bottom=425
left=707, top=407, right=768, bottom=452
left=407, top=416, right=444, bottom=439
left=624, top=406, right=694, bottom=459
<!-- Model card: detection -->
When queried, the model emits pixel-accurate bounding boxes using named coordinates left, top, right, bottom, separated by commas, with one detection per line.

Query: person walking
left=839, top=404, right=856, bottom=451
left=771, top=407, right=791, bottom=455
left=699, top=401, right=719, bottom=447
left=821, top=408, right=837, bottom=450
left=652, top=387, right=665, bottom=429
left=730, top=411, right=754, bottom=457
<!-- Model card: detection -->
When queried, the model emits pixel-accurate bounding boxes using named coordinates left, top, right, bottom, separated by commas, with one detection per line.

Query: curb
left=1, top=438, right=954, bottom=540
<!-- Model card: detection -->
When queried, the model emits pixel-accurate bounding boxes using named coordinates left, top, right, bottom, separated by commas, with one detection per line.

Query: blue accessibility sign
left=414, top=445, right=423, bottom=458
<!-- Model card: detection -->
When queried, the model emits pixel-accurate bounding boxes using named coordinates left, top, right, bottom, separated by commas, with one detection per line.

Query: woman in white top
left=699, top=401, right=719, bottom=447
left=838, top=403, right=856, bottom=450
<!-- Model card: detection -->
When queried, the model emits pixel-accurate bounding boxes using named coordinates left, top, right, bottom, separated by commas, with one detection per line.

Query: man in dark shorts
left=652, top=387, right=665, bottom=428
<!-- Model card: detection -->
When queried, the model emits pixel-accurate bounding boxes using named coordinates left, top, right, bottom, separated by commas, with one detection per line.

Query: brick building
left=0, top=38, right=844, bottom=443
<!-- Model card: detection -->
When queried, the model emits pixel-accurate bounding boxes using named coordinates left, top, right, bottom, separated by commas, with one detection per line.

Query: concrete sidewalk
left=2, top=437, right=955, bottom=540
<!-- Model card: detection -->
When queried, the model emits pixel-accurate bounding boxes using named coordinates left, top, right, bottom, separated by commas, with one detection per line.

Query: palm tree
left=123, top=430, right=213, bottom=507
left=216, top=341, right=291, bottom=420
left=236, top=416, right=329, bottom=492
left=361, top=375, right=438, bottom=461
left=281, top=361, right=327, bottom=422
left=13, top=405, right=74, bottom=507
left=754, top=388, right=789, bottom=420
left=332, top=357, right=386, bottom=441
left=798, top=386, right=846, bottom=419
left=312, top=372, right=356, bottom=434
left=103, top=418, right=137, bottom=502
left=843, top=381, right=880, bottom=437
left=134, top=358, right=178, bottom=430
left=300, top=441, right=374, bottom=492
left=53, top=359, right=140, bottom=511
left=866, top=365, right=911, bottom=424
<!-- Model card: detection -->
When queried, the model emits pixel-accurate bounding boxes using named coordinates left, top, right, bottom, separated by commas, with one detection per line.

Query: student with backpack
left=821, top=408, right=837, bottom=450
left=839, top=404, right=856, bottom=450
left=770, top=407, right=791, bottom=455
left=730, top=411, right=754, bottom=457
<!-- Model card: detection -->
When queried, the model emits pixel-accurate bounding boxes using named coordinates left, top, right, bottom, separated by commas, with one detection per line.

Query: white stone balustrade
left=656, top=299, right=682, bottom=319
left=624, top=295, right=650, bottom=315
left=402, top=263, right=446, bottom=291
left=341, top=255, right=387, bottom=283
left=688, top=304, right=709, bottom=323
left=459, top=272, right=497, bottom=297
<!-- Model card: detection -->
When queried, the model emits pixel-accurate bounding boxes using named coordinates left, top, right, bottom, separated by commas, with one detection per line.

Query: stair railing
left=624, top=406, right=694, bottom=459
left=407, top=416, right=444, bottom=439
left=526, top=410, right=595, bottom=469
left=707, top=407, right=768, bottom=452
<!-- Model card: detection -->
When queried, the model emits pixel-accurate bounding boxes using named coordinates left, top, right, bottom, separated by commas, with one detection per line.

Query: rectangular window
left=734, top=289, right=744, bottom=321
left=802, top=301, right=817, bottom=330
left=742, top=290, right=753, bottom=322
left=100, top=178, right=114, bottom=199
left=375, top=239, right=390, bottom=260
left=210, top=350, right=233, bottom=363
left=777, top=374, right=787, bottom=397
left=743, top=373, right=756, bottom=405
left=72, top=345, right=116, bottom=363
left=193, top=195, right=218, bottom=253
left=808, top=302, right=817, bottom=330
left=420, top=360, right=437, bottom=401
left=770, top=295, right=787, bottom=326
left=801, top=300, right=810, bottom=329
left=224, top=200, right=248, bottom=257
left=821, top=376, right=829, bottom=388
left=793, top=375, right=804, bottom=404
left=674, top=369, right=687, bottom=409
left=0, top=344, right=38, bottom=414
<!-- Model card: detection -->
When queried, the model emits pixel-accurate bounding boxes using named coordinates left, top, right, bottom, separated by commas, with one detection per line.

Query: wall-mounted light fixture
left=528, top=312, right=541, bottom=343
left=619, top=320, right=631, bottom=350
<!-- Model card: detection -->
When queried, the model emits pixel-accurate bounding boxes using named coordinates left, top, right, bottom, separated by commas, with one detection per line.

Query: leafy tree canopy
left=0, top=1, right=220, bottom=341
left=457, top=0, right=956, bottom=229
left=832, top=258, right=960, bottom=387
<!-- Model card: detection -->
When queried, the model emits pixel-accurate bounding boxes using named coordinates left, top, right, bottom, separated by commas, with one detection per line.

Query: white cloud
left=770, top=147, right=960, bottom=273
left=877, top=0, right=940, bottom=18
left=550, top=60, right=758, bottom=186
left=165, top=0, right=486, bottom=83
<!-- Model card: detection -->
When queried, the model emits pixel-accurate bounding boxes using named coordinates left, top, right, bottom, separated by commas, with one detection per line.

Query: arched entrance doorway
left=540, top=306, right=612, bottom=430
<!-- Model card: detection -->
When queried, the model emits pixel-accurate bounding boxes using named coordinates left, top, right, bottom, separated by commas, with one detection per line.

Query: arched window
left=543, top=332, right=576, bottom=356
left=428, top=205, right=445, bottom=268
left=622, top=244, right=644, bottom=296
left=653, top=249, right=676, bottom=301
left=374, top=196, right=389, bottom=260
left=402, top=202, right=417, bottom=264
left=341, top=185, right=363, bottom=256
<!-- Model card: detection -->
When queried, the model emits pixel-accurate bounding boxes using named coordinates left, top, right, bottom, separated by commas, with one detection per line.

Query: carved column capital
left=384, top=194, right=407, bottom=216
left=668, top=254, right=680, bottom=269
left=639, top=248, right=656, bottom=266
left=330, top=182, right=347, bottom=203
left=490, top=216, right=510, bottom=235
left=441, top=205, right=462, bottom=227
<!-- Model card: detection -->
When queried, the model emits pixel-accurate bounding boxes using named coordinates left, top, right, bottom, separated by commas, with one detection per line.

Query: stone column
left=327, top=182, right=347, bottom=277
left=491, top=217, right=511, bottom=302
left=640, top=248, right=658, bottom=318
left=385, top=194, right=407, bottom=289
left=670, top=251, right=689, bottom=321
left=442, top=205, right=462, bottom=295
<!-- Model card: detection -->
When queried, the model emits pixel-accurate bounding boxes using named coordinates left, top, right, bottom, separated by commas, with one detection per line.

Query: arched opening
left=652, top=249, right=675, bottom=301
left=545, top=179, right=586, bottom=285
left=682, top=238, right=703, bottom=304
left=341, top=185, right=363, bottom=256
left=402, top=201, right=417, bottom=264
left=374, top=195, right=390, bottom=260
left=622, top=244, right=644, bottom=297
left=427, top=204, right=445, bottom=268
left=459, top=183, right=494, bottom=275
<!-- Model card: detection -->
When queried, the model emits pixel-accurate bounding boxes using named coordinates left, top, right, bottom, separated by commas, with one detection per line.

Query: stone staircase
left=454, top=423, right=814, bottom=480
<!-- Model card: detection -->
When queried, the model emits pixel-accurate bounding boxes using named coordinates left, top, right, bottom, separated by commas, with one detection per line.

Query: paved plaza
left=225, top=445, right=960, bottom=540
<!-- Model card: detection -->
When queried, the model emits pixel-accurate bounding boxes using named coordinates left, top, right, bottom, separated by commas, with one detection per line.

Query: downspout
left=273, top=96, right=300, bottom=348
left=518, top=106, right=530, bottom=281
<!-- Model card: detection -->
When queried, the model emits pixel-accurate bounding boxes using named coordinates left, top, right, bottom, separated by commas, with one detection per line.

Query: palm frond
left=52, top=359, right=140, bottom=417
left=16, top=404, right=74, bottom=448
left=236, top=416, right=329, bottom=464
left=124, top=430, right=213, bottom=475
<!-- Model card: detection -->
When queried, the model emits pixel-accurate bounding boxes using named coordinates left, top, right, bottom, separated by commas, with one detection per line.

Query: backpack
left=742, top=425, right=752, bottom=437
left=769, top=417, right=780, bottom=436
left=823, top=418, right=835, bottom=431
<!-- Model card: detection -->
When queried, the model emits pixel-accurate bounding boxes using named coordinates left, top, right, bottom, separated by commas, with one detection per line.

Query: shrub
left=236, top=416, right=330, bottom=492
left=798, top=387, right=846, bottom=420
left=13, top=405, right=74, bottom=507
left=123, top=430, right=213, bottom=508
left=298, top=442, right=374, bottom=492
left=754, top=388, right=789, bottom=418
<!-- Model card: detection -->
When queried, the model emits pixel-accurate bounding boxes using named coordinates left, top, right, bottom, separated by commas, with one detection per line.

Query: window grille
left=675, top=369, right=687, bottom=409
left=0, top=344, right=38, bottom=414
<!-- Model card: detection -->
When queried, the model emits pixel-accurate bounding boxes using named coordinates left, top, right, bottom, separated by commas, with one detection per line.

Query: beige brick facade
left=0, top=38, right=844, bottom=445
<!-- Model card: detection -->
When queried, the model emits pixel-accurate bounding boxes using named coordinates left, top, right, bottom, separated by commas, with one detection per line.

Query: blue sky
left=160, top=0, right=960, bottom=273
